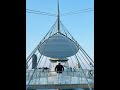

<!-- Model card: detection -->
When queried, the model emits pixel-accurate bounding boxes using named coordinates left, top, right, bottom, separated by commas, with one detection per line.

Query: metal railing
left=26, top=69, right=94, bottom=85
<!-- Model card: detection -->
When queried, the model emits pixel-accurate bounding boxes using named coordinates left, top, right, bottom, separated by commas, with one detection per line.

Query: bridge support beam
left=27, top=84, right=94, bottom=89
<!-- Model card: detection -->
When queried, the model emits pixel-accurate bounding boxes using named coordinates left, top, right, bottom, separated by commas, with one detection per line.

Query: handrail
left=26, top=70, right=94, bottom=85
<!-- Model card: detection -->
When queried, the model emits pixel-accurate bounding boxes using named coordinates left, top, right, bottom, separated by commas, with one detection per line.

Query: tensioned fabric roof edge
left=38, top=32, right=79, bottom=49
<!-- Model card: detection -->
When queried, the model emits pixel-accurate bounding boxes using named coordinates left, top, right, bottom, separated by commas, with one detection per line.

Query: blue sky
left=26, top=0, right=94, bottom=60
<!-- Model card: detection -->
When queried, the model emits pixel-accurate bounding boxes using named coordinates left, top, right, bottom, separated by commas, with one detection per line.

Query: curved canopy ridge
left=38, top=33, right=79, bottom=58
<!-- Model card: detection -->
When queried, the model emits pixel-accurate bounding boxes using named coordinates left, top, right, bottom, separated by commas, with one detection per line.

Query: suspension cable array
left=26, top=20, right=94, bottom=90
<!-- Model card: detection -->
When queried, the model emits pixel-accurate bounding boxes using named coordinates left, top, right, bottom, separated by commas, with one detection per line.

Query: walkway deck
left=26, top=70, right=94, bottom=89
left=27, top=84, right=94, bottom=89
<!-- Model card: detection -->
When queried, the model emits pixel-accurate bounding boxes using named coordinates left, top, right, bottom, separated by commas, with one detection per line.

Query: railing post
left=47, top=70, right=48, bottom=84
left=57, top=72, right=59, bottom=84
left=44, top=71, right=45, bottom=84
left=70, top=71, right=71, bottom=84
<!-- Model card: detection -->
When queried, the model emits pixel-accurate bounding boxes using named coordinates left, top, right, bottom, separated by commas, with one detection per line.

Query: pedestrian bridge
left=26, top=69, right=94, bottom=89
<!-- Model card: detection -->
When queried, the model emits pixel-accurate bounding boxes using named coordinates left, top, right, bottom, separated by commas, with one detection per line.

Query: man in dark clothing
left=55, top=63, right=64, bottom=73
left=55, top=63, right=64, bottom=84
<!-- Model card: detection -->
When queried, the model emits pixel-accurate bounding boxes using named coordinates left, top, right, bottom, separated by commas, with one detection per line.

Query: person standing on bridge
left=55, top=63, right=64, bottom=73
left=55, top=63, right=64, bottom=84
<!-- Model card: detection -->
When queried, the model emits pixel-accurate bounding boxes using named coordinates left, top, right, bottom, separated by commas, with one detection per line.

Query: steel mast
left=57, top=0, right=60, bottom=32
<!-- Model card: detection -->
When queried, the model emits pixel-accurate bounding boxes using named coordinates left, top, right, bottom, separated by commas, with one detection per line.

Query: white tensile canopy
left=38, top=33, right=79, bottom=58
